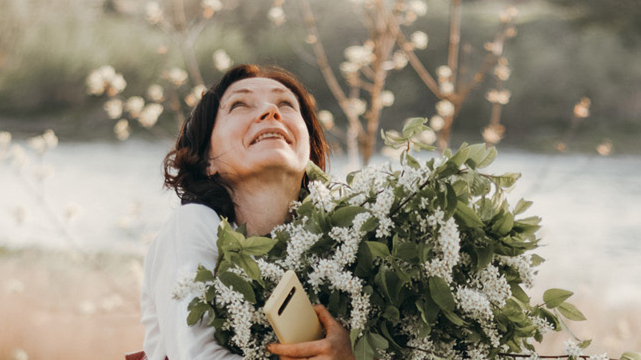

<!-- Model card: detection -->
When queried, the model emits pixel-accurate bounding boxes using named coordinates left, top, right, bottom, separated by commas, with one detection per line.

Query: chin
left=244, top=153, right=307, bottom=175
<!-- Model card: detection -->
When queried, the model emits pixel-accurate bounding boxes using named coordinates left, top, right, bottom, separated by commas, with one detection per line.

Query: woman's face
left=207, top=77, right=311, bottom=185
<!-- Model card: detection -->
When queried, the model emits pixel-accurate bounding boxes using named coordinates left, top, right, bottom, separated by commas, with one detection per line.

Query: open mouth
left=250, top=132, right=291, bottom=145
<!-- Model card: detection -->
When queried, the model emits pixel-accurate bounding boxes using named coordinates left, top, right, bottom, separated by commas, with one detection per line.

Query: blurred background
left=0, top=0, right=640, bottom=359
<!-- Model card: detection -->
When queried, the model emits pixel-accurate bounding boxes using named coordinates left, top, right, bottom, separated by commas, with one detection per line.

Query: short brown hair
left=163, top=64, right=328, bottom=222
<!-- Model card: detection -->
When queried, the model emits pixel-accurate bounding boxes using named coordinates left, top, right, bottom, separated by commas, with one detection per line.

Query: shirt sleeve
left=141, top=204, right=243, bottom=360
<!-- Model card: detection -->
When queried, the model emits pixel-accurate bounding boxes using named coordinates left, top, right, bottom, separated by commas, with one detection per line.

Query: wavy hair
left=163, top=64, right=329, bottom=222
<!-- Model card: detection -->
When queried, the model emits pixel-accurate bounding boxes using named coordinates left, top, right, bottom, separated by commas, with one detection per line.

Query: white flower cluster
left=308, top=180, right=335, bottom=212
left=497, top=254, right=535, bottom=288
left=400, top=316, right=435, bottom=360
left=456, top=287, right=494, bottom=322
left=476, top=265, right=511, bottom=308
left=27, top=130, right=58, bottom=155
left=364, top=188, right=395, bottom=238
left=398, top=163, right=430, bottom=193
left=308, top=259, right=371, bottom=329
left=564, top=339, right=583, bottom=358
left=349, top=163, right=391, bottom=195
left=329, top=226, right=359, bottom=266
left=423, top=213, right=461, bottom=283
left=86, top=65, right=126, bottom=96
left=275, top=219, right=322, bottom=269
left=588, top=353, right=610, bottom=360
left=529, top=315, right=554, bottom=335
left=466, top=344, right=490, bottom=360
left=214, top=278, right=257, bottom=355
left=172, top=272, right=207, bottom=301
left=256, top=258, right=285, bottom=283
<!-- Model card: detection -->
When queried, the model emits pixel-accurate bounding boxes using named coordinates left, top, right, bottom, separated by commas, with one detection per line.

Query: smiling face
left=207, top=77, right=311, bottom=185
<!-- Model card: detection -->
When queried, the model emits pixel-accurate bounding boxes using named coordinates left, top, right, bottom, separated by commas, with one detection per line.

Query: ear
left=206, top=159, right=217, bottom=177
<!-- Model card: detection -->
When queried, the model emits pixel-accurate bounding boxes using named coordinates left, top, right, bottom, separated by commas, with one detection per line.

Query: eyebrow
left=229, top=87, right=289, bottom=95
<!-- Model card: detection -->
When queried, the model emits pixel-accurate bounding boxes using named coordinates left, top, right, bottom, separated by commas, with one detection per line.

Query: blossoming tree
left=269, top=0, right=518, bottom=165
left=86, top=0, right=234, bottom=140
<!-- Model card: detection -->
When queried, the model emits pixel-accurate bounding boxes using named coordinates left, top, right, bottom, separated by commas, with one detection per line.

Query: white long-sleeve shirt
left=141, top=203, right=243, bottom=360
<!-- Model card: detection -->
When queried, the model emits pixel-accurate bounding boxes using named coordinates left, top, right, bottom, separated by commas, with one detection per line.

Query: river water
left=1, top=140, right=640, bottom=307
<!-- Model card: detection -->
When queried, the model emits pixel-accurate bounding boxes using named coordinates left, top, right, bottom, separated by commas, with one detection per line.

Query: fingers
left=313, top=304, right=338, bottom=331
left=267, top=339, right=329, bottom=358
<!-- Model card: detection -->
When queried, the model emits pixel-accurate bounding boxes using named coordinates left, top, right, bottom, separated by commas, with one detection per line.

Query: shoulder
left=172, top=203, right=220, bottom=224
left=143, top=204, right=222, bottom=290
left=148, top=204, right=222, bottom=263
left=163, top=203, right=221, bottom=237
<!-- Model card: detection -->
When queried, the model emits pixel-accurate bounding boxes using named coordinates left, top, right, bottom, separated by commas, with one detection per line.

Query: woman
left=139, top=64, right=355, bottom=360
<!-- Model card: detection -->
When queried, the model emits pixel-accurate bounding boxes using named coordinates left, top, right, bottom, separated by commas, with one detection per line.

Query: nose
left=258, top=103, right=282, bottom=122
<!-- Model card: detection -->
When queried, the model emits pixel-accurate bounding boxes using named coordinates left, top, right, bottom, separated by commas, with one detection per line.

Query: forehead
left=222, top=77, right=295, bottom=99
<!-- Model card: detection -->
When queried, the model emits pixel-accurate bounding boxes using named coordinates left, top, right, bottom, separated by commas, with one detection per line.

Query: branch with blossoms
left=86, top=0, right=235, bottom=140
left=267, top=0, right=520, bottom=164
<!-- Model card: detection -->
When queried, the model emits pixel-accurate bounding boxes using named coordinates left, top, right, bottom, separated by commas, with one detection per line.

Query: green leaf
left=368, top=333, right=389, bottom=351
left=578, top=339, right=592, bottom=349
left=381, top=321, right=404, bottom=352
left=331, top=206, right=369, bottom=227
left=531, top=254, right=545, bottom=266
left=402, top=117, right=428, bottom=138
left=306, top=160, right=332, bottom=185
left=218, top=271, right=257, bottom=303
left=510, top=283, right=530, bottom=303
left=558, top=302, right=587, bottom=321
left=231, top=253, right=262, bottom=284
left=469, top=173, right=491, bottom=197
left=383, top=305, right=400, bottom=323
left=396, top=242, right=418, bottom=262
left=405, top=153, right=421, bottom=169
left=434, top=161, right=460, bottom=178
left=477, top=146, right=497, bottom=168
left=239, top=236, right=277, bottom=256
left=491, top=212, right=514, bottom=236
left=187, top=300, right=208, bottom=326
left=195, top=264, right=215, bottom=282
left=443, top=310, right=466, bottom=326
left=429, top=277, right=455, bottom=312
left=490, top=172, right=522, bottom=188
left=355, top=241, right=374, bottom=277
left=474, top=244, right=494, bottom=271
left=543, top=288, right=574, bottom=309
left=621, top=352, right=641, bottom=360
left=464, top=143, right=488, bottom=169
left=354, top=332, right=376, bottom=360
left=448, top=146, right=470, bottom=168
left=350, top=328, right=361, bottom=349
left=366, top=241, right=390, bottom=257
left=381, top=129, right=407, bottom=149
left=454, top=202, right=485, bottom=229
left=445, top=183, right=458, bottom=216
left=513, top=198, right=533, bottom=215
left=415, top=298, right=439, bottom=325
left=360, top=216, right=379, bottom=232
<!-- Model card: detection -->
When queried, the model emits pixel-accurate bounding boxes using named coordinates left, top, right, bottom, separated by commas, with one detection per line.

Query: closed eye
left=278, top=100, right=296, bottom=109
left=229, top=100, right=247, bottom=111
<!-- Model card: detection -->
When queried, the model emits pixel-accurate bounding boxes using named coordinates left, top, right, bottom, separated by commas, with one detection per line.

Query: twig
left=299, top=0, right=365, bottom=166
left=387, top=15, right=443, bottom=98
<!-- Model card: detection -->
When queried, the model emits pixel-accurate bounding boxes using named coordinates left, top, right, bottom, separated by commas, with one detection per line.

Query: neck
left=230, top=173, right=302, bottom=236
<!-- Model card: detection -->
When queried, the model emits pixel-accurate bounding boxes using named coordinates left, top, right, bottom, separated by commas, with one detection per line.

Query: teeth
left=253, top=132, right=286, bottom=144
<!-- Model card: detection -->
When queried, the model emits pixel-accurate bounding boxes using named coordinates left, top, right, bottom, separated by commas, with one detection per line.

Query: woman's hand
left=266, top=304, right=355, bottom=360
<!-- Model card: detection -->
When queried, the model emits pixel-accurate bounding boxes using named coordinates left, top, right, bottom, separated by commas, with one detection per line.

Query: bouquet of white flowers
left=184, top=118, right=592, bottom=360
